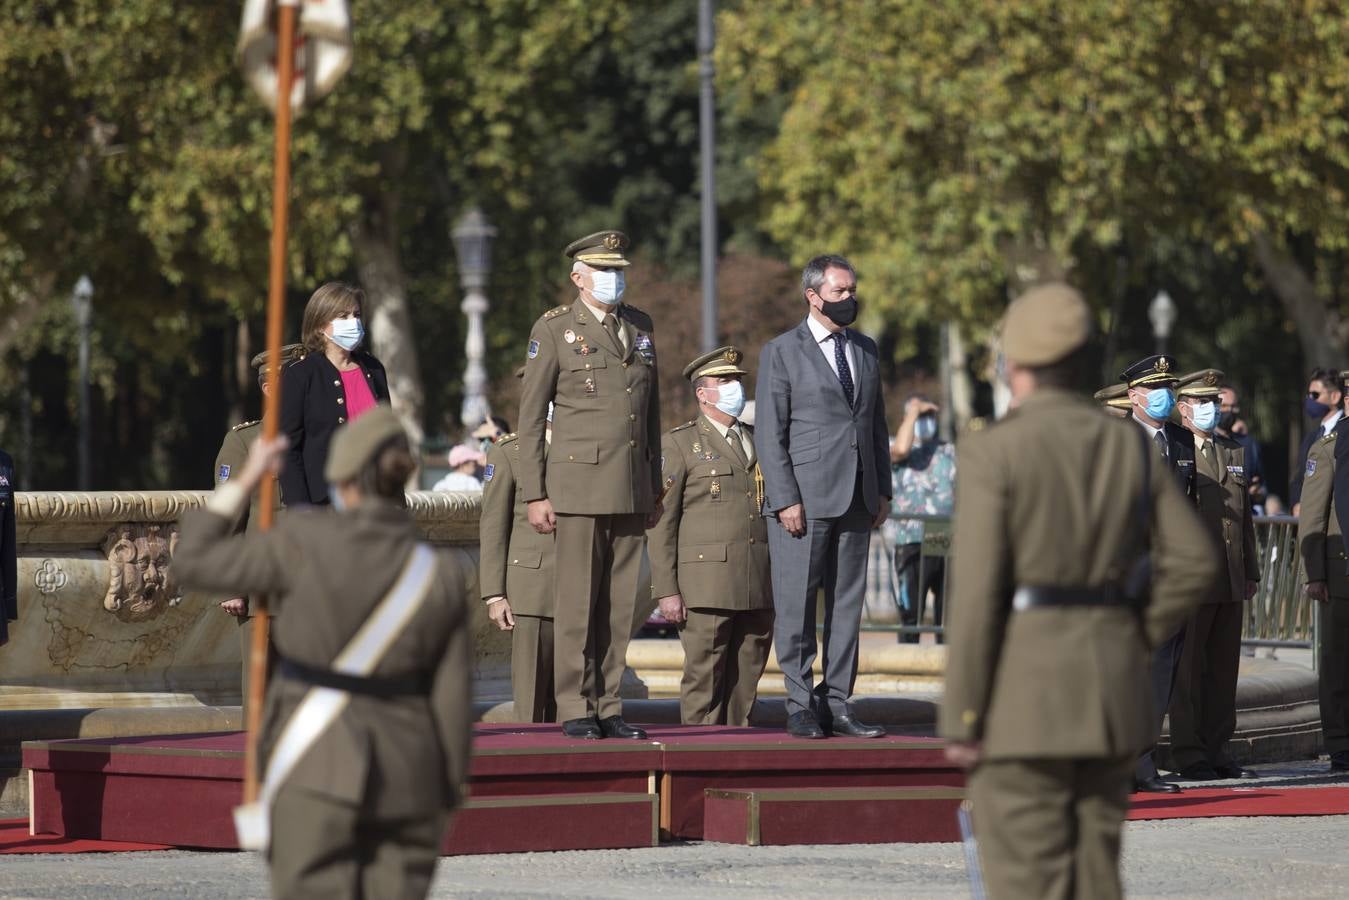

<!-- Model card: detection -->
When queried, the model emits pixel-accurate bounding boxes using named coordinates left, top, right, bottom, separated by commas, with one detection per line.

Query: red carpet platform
left=1127, top=786, right=1349, bottom=821
left=22, top=724, right=959, bottom=853
left=0, top=818, right=170, bottom=854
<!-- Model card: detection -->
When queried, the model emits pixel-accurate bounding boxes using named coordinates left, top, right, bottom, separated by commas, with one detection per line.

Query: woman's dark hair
left=355, top=435, right=415, bottom=501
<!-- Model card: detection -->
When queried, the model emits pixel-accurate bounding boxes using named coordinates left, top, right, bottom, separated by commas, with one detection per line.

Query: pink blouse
left=339, top=367, right=378, bottom=421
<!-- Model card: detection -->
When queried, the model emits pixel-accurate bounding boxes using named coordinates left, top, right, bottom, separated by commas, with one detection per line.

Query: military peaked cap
left=1175, top=368, right=1225, bottom=398
left=1093, top=382, right=1132, bottom=411
left=1120, top=355, right=1178, bottom=388
left=250, top=342, right=305, bottom=374
left=564, top=230, right=631, bottom=268
left=324, top=404, right=406, bottom=483
left=683, top=346, right=749, bottom=381
left=1001, top=283, right=1092, bottom=366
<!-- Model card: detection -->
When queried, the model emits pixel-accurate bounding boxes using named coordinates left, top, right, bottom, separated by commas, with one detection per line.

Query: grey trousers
left=1136, top=625, right=1186, bottom=781
left=767, top=487, right=872, bottom=718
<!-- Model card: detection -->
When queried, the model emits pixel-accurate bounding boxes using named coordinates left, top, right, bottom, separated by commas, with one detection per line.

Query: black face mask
left=1217, top=410, right=1237, bottom=432
left=820, top=297, right=859, bottom=327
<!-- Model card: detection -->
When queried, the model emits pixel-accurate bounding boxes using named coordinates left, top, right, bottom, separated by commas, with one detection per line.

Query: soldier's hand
left=486, top=597, right=515, bottom=631
left=1307, top=580, right=1329, bottom=603
left=527, top=499, right=556, bottom=534
left=657, top=593, right=686, bottom=624
left=219, top=598, right=248, bottom=617
left=943, top=741, right=982, bottom=770
left=241, top=434, right=289, bottom=487
left=778, top=503, right=806, bottom=537
left=645, top=499, right=665, bottom=530
left=1245, top=580, right=1259, bottom=601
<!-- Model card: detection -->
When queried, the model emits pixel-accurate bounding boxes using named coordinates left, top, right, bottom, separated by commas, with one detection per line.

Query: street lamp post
left=452, top=208, right=497, bottom=430
left=71, top=275, right=93, bottom=489
left=1148, top=289, right=1176, bottom=356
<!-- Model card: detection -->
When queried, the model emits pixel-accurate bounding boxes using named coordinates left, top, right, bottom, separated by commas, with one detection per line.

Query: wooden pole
left=244, top=0, right=298, bottom=805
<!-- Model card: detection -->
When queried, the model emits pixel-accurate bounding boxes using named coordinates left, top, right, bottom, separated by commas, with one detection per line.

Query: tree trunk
left=1251, top=231, right=1349, bottom=369
left=351, top=193, right=426, bottom=486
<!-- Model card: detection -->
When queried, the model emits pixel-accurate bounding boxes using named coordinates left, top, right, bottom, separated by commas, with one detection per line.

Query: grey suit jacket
left=755, top=318, right=891, bottom=519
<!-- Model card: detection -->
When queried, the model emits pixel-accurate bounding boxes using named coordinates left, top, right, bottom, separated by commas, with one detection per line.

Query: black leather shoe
left=1330, top=752, right=1349, bottom=772
left=561, top=717, right=602, bottom=740
left=827, top=715, right=886, bottom=739
left=1177, top=762, right=1220, bottom=780
left=1212, top=763, right=1257, bottom=779
left=785, top=710, right=826, bottom=739
left=597, top=716, right=647, bottom=740
left=1134, top=775, right=1182, bottom=794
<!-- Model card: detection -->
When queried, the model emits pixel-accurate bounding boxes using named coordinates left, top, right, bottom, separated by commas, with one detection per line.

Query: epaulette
left=1321, top=432, right=1338, bottom=444
left=543, top=305, right=570, bottom=320
left=231, top=419, right=260, bottom=432
left=496, top=432, right=519, bottom=446
left=670, top=420, right=697, bottom=433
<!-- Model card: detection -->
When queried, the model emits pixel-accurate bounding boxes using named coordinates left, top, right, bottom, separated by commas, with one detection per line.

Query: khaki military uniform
left=1297, top=431, right=1349, bottom=757
left=648, top=415, right=773, bottom=725
left=941, top=388, right=1214, bottom=900
left=479, top=434, right=559, bottom=722
left=1168, top=433, right=1259, bottom=770
left=517, top=298, right=661, bottom=721
left=212, top=420, right=283, bottom=717
left=175, top=499, right=472, bottom=900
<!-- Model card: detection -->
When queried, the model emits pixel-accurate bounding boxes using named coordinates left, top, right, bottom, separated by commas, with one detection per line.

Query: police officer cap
left=1000, top=283, right=1092, bottom=366
left=1093, top=382, right=1132, bottom=411
left=1175, top=368, right=1225, bottom=398
left=564, top=230, right=631, bottom=269
left=250, top=343, right=305, bottom=374
left=1120, top=354, right=1179, bottom=388
left=324, top=404, right=406, bottom=484
left=682, top=346, right=749, bottom=382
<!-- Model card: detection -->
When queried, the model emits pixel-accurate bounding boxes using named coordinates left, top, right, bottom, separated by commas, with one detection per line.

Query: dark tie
left=603, top=313, right=623, bottom=352
left=725, top=425, right=749, bottom=468
left=1153, top=429, right=1169, bottom=461
left=831, top=332, right=854, bottom=407
left=1200, top=439, right=1217, bottom=479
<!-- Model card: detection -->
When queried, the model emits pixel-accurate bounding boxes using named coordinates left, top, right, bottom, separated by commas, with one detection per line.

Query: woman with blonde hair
left=280, top=282, right=390, bottom=506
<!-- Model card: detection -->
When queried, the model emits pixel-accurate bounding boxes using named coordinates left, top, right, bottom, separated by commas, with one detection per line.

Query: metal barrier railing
left=865, top=513, right=1317, bottom=660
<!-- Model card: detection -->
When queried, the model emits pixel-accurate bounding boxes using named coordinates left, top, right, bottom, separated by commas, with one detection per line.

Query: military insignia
left=1307, top=458, right=1318, bottom=477
left=635, top=334, right=655, bottom=360
left=1156, top=357, right=1171, bottom=373
left=528, top=339, right=540, bottom=359
left=564, top=329, right=576, bottom=343
left=724, top=348, right=740, bottom=364
left=1178, top=459, right=1194, bottom=468
left=709, top=479, right=721, bottom=499
left=217, top=464, right=231, bottom=483
left=691, top=440, right=701, bottom=454
left=584, top=377, right=597, bottom=395
left=483, top=463, right=495, bottom=482
left=1203, top=372, right=1219, bottom=387
left=0, top=475, right=9, bottom=487
left=1227, top=465, right=1245, bottom=477
left=603, top=232, right=622, bottom=250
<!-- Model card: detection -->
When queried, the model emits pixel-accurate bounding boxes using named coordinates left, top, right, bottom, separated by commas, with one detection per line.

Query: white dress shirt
left=805, top=314, right=856, bottom=383
left=1322, top=409, right=1343, bottom=437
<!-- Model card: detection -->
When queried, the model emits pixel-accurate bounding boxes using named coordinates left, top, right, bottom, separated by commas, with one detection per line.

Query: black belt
left=278, top=658, right=431, bottom=698
left=1011, top=585, right=1133, bottom=611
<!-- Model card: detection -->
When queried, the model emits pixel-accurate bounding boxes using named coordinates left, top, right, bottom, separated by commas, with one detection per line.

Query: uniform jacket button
left=622, top=362, right=630, bottom=368
left=333, top=379, right=340, bottom=386
left=628, top=414, right=636, bottom=421
left=629, top=440, right=637, bottom=447
left=338, top=416, right=346, bottom=424
left=337, top=397, right=345, bottom=404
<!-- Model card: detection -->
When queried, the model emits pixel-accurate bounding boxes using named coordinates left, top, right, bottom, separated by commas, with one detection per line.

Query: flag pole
left=244, top=0, right=298, bottom=805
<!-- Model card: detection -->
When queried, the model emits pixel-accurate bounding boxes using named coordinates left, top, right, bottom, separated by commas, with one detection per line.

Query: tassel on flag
left=239, top=0, right=352, bottom=113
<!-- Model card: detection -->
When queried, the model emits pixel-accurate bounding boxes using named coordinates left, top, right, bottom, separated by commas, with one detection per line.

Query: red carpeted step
left=0, top=818, right=170, bottom=854
left=1128, top=786, right=1349, bottom=820
left=445, top=793, right=658, bottom=855
left=703, top=786, right=965, bottom=846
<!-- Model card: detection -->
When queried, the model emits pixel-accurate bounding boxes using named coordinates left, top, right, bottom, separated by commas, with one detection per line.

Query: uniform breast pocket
left=691, top=464, right=727, bottom=500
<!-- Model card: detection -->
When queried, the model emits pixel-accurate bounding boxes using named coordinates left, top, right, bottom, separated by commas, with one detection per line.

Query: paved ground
left=2, top=759, right=1345, bottom=899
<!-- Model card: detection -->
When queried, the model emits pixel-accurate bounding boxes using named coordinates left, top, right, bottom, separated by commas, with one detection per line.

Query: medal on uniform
left=564, top=329, right=576, bottom=344
left=584, top=376, right=597, bottom=395
left=709, top=479, right=721, bottom=499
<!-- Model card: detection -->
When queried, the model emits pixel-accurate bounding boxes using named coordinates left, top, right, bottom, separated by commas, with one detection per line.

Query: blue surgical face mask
left=1144, top=387, right=1175, bottom=421
left=1190, top=399, right=1218, bottom=433
left=327, top=316, right=364, bottom=352
left=712, top=380, right=746, bottom=418
left=915, top=415, right=938, bottom=443
left=590, top=270, right=625, bottom=305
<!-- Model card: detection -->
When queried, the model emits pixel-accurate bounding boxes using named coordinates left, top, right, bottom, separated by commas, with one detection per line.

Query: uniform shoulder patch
left=543, top=305, right=570, bottom=320
left=217, top=463, right=232, bottom=483
left=670, top=420, right=697, bottom=432
left=1307, top=456, right=1318, bottom=478
left=231, top=419, right=260, bottom=432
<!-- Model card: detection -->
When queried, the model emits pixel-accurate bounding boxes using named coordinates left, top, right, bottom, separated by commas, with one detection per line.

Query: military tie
left=831, top=332, right=855, bottom=407
left=603, top=312, right=624, bottom=353
left=725, top=424, right=749, bottom=469
left=1153, top=429, right=1169, bottom=462
left=1200, top=439, right=1218, bottom=479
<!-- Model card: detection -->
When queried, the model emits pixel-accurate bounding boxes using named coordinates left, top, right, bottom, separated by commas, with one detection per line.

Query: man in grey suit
left=756, top=254, right=892, bottom=739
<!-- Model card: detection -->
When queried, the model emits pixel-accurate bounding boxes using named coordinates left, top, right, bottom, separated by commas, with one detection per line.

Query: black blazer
left=279, top=351, right=390, bottom=506
left=1161, top=420, right=1197, bottom=499
left=1, top=449, right=16, bottom=645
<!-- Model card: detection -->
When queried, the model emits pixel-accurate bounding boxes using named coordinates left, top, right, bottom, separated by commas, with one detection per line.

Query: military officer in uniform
left=941, top=284, right=1213, bottom=900
left=648, top=347, right=774, bottom=726
left=1121, top=353, right=1197, bottom=793
left=1297, top=369, right=1349, bottom=773
left=480, top=369, right=559, bottom=722
left=1093, top=382, right=1131, bottom=418
left=212, top=344, right=303, bottom=714
left=517, top=230, right=663, bottom=740
left=1166, top=368, right=1259, bottom=780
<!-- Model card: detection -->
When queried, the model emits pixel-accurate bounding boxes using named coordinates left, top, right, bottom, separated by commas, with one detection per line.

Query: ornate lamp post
left=452, top=208, right=497, bottom=430
left=1149, top=289, right=1176, bottom=356
left=71, top=275, right=93, bottom=489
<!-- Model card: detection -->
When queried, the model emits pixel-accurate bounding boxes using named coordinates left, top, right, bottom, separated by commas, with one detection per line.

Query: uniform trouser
left=894, top=542, right=946, bottom=644
left=1136, top=625, right=1186, bottom=781
left=678, top=607, right=775, bottom=726
left=239, top=614, right=276, bottom=726
left=511, top=614, right=556, bottom=723
left=1319, top=596, right=1349, bottom=755
left=970, top=754, right=1134, bottom=900
left=269, top=785, right=446, bottom=900
left=767, top=486, right=872, bottom=718
left=552, top=512, right=645, bottom=721
left=1168, top=602, right=1243, bottom=769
